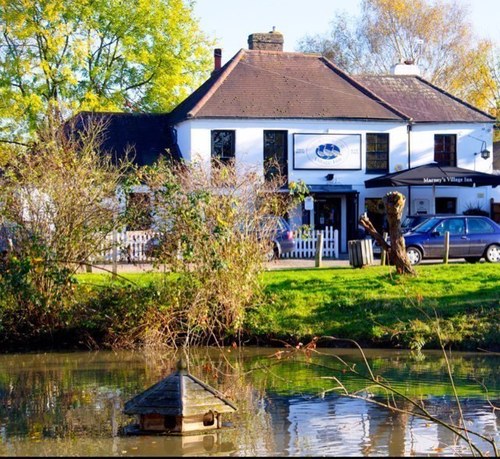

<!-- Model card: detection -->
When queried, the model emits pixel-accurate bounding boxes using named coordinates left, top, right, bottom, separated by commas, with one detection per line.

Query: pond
left=0, top=347, right=498, bottom=456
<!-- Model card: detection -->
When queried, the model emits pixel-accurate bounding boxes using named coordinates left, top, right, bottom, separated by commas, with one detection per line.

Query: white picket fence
left=97, top=230, right=158, bottom=263
left=96, top=226, right=339, bottom=263
left=282, top=226, right=339, bottom=259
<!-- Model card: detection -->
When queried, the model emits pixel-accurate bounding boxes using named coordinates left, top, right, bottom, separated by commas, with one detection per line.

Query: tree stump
left=359, top=191, right=416, bottom=276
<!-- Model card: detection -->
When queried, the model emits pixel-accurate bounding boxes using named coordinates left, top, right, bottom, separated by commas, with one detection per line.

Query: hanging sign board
left=304, top=196, right=314, bottom=211
left=293, top=133, right=362, bottom=170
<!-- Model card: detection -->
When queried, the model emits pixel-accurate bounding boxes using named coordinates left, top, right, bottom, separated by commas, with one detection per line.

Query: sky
left=193, top=0, right=500, bottom=65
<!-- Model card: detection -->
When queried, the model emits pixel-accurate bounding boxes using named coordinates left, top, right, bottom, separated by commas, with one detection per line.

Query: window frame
left=211, top=130, right=235, bottom=163
left=366, top=133, right=389, bottom=174
left=434, top=134, right=457, bottom=167
left=263, top=130, right=288, bottom=181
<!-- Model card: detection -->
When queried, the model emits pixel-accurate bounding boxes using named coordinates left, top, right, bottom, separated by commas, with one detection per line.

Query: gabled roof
left=123, top=362, right=237, bottom=416
left=169, top=49, right=407, bottom=122
left=354, top=75, right=495, bottom=123
left=70, top=111, right=180, bottom=166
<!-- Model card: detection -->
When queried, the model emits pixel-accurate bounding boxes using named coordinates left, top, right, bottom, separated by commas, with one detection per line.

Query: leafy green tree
left=297, top=0, right=497, bottom=115
left=0, top=0, right=213, bottom=141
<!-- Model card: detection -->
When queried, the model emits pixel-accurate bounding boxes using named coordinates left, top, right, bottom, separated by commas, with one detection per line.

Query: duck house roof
left=123, top=360, right=237, bottom=416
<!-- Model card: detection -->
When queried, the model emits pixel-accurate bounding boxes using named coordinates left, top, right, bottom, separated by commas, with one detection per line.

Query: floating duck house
left=123, top=359, right=237, bottom=434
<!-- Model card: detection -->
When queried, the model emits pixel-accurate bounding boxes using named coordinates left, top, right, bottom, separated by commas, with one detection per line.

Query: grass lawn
left=75, top=262, right=500, bottom=350
left=251, top=263, right=500, bottom=350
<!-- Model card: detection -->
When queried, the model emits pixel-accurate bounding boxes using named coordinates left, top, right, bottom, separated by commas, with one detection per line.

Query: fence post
left=333, top=229, right=339, bottom=259
left=380, top=232, right=388, bottom=266
left=315, top=231, right=324, bottom=267
left=112, top=229, right=117, bottom=277
left=443, top=231, right=450, bottom=264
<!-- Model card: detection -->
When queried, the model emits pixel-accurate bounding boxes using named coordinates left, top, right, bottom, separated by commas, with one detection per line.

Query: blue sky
left=193, top=0, right=500, bottom=65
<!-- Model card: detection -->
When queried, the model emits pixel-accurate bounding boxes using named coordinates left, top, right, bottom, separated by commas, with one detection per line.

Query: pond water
left=0, top=347, right=498, bottom=457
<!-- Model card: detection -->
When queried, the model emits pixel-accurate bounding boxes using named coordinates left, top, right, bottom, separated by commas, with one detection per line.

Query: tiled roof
left=169, top=50, right=407, bottom=122
left=354, top=75, right=495, bottom=123
left=123, top=365, right=237, bottom=417
left=69, top=112, right=180, bottom=165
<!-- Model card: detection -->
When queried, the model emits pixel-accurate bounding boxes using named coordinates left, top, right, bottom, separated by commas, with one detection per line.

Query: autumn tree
left=0, top=120, right=132, bottom=338
left=131, top=158, right=307, bottom=348
left=0, top=0, right=213, bottom=141
left=297, top=0, right=497, bottom=116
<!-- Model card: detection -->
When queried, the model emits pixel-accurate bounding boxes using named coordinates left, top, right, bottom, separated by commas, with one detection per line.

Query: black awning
left=306, top=185, right=357, bottom=194
left=365, top=163, right=500, bottom=188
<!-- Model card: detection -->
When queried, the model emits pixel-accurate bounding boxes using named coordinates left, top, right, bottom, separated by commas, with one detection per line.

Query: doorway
left=314, top=197, right=341, bottom=230
left=435, top=197, right=457, bottom=214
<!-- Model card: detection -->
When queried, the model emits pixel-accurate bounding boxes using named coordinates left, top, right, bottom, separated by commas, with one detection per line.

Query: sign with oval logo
left=315, top=143, right=341, bottom=160
left=293, top=133, right=361, bottom=170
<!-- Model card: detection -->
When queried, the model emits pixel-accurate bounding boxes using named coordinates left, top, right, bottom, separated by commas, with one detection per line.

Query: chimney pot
left=213, top=48, right=222, bottom=72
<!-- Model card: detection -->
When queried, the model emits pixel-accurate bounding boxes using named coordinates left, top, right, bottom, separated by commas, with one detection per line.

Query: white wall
left=176, top=118, right=408, bottom=186
left=174, top=118, right=496, bottom=251
left=366, top=122, right=496, bottom=215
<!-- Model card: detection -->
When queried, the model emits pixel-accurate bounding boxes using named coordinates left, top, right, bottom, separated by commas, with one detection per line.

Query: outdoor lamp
left=480, top=148, right=490, bottom=160
left=477, top=141, right=490, bottom=160
left=474, top=142, right=490, bottom=161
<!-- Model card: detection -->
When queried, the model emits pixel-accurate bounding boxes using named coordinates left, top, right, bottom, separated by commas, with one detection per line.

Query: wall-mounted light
left=480, top=147, right=490, bottom=160
left=325, top=173, right=335, bottom=181
left=473, top=140, right=490, bottom=160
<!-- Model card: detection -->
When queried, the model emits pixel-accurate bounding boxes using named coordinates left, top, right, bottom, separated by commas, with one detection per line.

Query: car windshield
left=402, top=216, right=419, bottom=228
left=412, top=217, right=441, bottom=233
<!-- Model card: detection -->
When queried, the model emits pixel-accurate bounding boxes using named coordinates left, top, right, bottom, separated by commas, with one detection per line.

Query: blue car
left=260, top=216, right=296, bottom=260
left=272, top=216, right=296, bottom=259
left=403, top=215, right=500, bottom=265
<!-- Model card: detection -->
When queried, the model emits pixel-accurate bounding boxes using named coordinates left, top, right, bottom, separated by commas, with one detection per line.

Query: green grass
left=74, top=263, right=500, bottom=350
left=250, top=263, right=500, bottom=350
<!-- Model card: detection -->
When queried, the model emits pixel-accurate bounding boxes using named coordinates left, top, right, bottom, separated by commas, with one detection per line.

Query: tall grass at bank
left=74, top=263, right=500, bottom=351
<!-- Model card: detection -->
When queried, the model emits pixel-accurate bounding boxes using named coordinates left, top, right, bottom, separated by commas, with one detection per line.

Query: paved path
left=88, top=257, right=352, bottom=274
left=87, top=255, right=465, bottom=274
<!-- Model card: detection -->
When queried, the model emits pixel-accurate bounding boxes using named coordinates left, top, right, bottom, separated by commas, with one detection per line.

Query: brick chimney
left=213, top=48, right=222, bottom=73
left=248, top=27, right=283, bottom=51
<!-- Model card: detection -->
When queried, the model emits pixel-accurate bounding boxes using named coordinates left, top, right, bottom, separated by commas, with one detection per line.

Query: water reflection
left=263, top=394, right=498, bottom=456
left=0, top=348, right=498, bottom=456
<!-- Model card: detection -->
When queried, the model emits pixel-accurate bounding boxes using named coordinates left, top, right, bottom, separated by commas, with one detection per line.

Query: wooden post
left=443, top=231, right=450, bottom=264
left=112, top=229, right=118, bottom=278
left=380, top=232, right=388, bottom=266
left=315, top=231, right=324, bottom=268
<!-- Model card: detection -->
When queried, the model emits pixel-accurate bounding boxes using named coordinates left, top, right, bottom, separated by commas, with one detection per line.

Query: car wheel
left=406, top=247, right=422, bottom=265
left=485, top=244, right=500, bottom=263
left=464, top=257, right=481, bottom=264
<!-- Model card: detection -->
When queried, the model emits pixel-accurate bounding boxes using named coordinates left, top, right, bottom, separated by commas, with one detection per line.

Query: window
left=435, top=197, right=456, bottom=214
left=434, top=134, right=456, bottom=166
left=467, top=218, right=495, bottom=234
left=366, top=133, right=389, bottom=173
left=434, top=218, right=465, bottom=236
left=211, top=130, right=235, bottom=164
left=264, top=130, right=288, bottom=181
